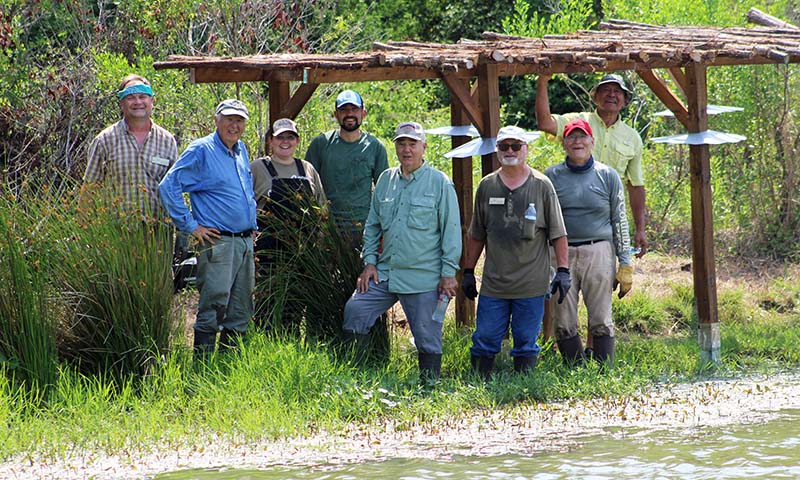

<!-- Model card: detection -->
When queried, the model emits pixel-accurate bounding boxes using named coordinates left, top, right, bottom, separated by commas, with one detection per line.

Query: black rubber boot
left=193, top=330, right=217, bottom=362
left=342, top=330, right=371, bottom=366
left=470, top=355, right=495, bottom=381
left=418, top=352, right=442, bottom=387
left=513, top=355, right=538, bottom=374
left=591, top=335, right=615, bottom=367
left=218, top=328, right=243, bottom=353
left=557, top=334, right=585, bottom=366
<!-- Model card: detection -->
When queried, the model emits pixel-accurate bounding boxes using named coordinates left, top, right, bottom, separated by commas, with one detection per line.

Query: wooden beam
left=636, top=69, right=690, bottom=129
left=447, top=77, right=476, bottom=328
left=306, top=66, right=472, bottom=83
left=685, top=62, right=720, bottom=363
left=441, top=75, right=485, bottom=135
left=190, top=67, right=269, bottom=84
left=477, top=60, right=500, bottom=176
left=276, top=83, right=319, bottom=120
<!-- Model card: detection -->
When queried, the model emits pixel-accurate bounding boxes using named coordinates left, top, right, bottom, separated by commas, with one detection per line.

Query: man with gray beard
left=461, top=126, right=570, bottom=379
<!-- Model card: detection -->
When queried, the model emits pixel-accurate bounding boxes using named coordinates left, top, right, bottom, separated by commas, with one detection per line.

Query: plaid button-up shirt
left=84, top=119, right=178, bottom=218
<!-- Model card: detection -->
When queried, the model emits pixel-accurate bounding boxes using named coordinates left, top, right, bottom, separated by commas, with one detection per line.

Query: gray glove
left=549, top=267, right=571, bottom=304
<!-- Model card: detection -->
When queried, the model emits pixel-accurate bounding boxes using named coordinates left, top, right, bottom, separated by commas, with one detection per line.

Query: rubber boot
left=193, top=330, right=217, bottom=362
left=342, top=330, right=371, bottom=366
left=418, top=352, right=442, bottom=387
left=591, top=335, right=615, bottom=367
left=218, top=328, right=243, bottom=354
left=513, top=355, right=538, bottom=374
left=557, top=334, right=585, bottom=366
left=470, top=355, right=495, bottom=381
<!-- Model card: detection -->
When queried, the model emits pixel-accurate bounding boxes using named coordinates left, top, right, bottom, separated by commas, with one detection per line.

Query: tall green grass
left=0, top=192, right=58, bottom=393
left=47, top=187, right=178, bottom=381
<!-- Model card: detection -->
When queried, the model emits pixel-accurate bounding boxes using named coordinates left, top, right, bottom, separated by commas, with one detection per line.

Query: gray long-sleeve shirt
left=545, top=158, right=631, bottom=266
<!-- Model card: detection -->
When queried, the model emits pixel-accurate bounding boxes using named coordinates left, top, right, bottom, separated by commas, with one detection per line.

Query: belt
left=568, top=239, right=606, bottom=247
left=218, top=230, right=253, bottom=238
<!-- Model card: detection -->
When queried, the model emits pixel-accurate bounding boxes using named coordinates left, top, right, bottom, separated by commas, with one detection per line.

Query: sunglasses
left=497, top=143, right=524, bottom=152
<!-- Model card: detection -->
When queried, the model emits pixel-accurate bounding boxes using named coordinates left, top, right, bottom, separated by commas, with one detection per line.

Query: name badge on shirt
left=151, top=156, right=171, bottom=167
left=489, top=197, right=505, bottom=205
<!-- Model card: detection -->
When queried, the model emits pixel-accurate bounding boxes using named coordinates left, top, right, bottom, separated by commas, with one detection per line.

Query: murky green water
left=157, top=408, right=800, bottom=479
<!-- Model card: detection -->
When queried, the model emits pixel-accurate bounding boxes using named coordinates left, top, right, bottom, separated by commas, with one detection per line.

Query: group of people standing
left=84, top=72, right=646, bottom=382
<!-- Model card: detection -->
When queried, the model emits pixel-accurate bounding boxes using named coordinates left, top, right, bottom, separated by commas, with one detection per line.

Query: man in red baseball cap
left=544, top=119, right=633, bottom=367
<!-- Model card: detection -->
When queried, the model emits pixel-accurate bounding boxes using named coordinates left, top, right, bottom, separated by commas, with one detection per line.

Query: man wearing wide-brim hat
left=536, top=73, right=647, bottom=258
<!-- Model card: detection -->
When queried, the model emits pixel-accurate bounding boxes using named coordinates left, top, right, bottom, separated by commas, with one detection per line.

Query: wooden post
left=685, top=63, right=720, bottom=363
left=477, top=61, right=500, bottom=176
left=268, top=80, right=290, bottom=128
left=447, top=78, right=476, bottom=327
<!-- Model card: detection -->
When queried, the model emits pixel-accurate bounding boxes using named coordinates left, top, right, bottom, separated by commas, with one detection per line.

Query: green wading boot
left=513, top=355, right=538, bottom=374
left=193, top=330, right=217, bottom=363
left=557, top=334, right=585, bottom=367
left=418, top=352, right=442, bottom=387
left=470, top=355, right=495, bottom=381
left=591, top=335, right=615, bottom=368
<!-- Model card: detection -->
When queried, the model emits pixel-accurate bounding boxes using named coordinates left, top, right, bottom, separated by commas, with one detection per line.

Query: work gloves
left=614, top=265, right=634, bottom=298
left=461, top=268, right=478, bottom=300
left=549, top=267, right=571, bottom=304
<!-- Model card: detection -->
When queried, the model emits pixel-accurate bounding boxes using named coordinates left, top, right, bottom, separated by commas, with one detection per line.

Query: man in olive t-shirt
left=461, top=126, right=570, bottom=379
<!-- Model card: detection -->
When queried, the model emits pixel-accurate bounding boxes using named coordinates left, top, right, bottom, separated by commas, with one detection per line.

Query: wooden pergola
left=155, top=17, right=800, bottom=362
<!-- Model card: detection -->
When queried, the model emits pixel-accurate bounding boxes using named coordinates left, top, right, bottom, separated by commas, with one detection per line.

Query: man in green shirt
left=343, top=122, right=462, bottom=383
left=305, top=90, right=389, bottom=242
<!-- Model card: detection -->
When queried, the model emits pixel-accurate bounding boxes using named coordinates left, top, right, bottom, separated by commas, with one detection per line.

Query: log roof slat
left=155, top=20, right=800, bottom=83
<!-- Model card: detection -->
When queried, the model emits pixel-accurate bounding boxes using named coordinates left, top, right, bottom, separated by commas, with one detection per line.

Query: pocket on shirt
left=407, top=197, right=436, bottom=230
left=145, top=157, right=170, bottom=182
left=611, top=141, right=636, bottom=164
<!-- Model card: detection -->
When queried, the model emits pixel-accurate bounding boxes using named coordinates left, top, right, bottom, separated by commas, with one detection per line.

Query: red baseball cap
left=563, top=119, right=593, bottom=138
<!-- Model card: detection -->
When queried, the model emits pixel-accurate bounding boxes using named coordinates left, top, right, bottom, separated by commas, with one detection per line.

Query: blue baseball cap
left=335, top=90, right=364, bottom=109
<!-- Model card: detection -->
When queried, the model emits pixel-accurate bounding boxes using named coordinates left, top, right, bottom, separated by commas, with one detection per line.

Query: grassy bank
left=1, top=258, right=799, bottom=462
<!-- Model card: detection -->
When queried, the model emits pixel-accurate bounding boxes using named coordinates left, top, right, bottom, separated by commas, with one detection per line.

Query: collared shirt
left=159, top=131, right=257, bottom=234
left=84, top=119, right=178, bottom=217
left=545, top=157, right=631, bottom=266
left=305, top=130, right=389, bottom=230
left=469, top=168, right=567, bottom=298
left=552, top=110, right=644, bottom=187
left=362, top=161, right=462, bottom=294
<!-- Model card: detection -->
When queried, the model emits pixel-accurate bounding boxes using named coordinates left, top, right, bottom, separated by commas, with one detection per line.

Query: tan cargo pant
left=552, top=240, right=616, bottom=340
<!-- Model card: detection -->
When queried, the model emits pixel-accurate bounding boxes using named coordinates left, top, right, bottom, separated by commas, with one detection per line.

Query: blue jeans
left=195, top=235, right=255, bottom=334
left=343, top=280, right=443, bottom=354
left=470, top=295, right=544, bottom=358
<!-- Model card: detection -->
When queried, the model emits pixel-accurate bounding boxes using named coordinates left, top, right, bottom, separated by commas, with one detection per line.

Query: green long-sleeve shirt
left=362, top=161, right=463, bottom=294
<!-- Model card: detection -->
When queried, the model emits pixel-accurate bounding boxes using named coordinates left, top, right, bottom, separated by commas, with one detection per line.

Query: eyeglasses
left=497, top=143, right=524, bottom=152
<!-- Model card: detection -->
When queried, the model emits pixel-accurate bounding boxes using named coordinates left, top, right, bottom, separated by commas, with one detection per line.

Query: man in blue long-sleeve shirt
left=159, top=99, right=257, bottom=358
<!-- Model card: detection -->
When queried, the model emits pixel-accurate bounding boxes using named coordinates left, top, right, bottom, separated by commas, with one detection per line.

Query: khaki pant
left=553, top=241, right=615, bottom=340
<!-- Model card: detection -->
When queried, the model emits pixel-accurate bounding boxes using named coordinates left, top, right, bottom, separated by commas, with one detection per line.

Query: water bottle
left=524, top=203, right=537, bottom=221
left=432, top=294, right=449, bottom=323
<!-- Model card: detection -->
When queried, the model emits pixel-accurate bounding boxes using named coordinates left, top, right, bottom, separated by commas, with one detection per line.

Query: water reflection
left=157, top=409, right=800, bottom=480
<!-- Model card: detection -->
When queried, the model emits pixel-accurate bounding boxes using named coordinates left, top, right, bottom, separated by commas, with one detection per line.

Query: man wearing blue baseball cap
left=84, top=74, right=178, bottom=219
left=159, top=98, right=258, bottom=360
left=305, top=89, right=388, bottom=244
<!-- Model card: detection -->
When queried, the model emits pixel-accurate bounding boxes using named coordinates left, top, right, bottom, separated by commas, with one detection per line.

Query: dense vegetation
left=1, top=0, right=799, bottom=465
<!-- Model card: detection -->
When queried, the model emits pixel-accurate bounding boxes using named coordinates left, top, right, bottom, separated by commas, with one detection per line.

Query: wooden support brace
left=276, top=83, right=319, bottom=121
left=441, top=74, right=485, bottom=135
left=636, top=69, right=690, bottom=129
left=477, top=61, right=500, bottom=176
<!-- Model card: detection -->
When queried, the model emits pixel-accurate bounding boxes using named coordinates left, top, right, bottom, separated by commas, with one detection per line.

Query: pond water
left=156, top=408, right=800, bottom=480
